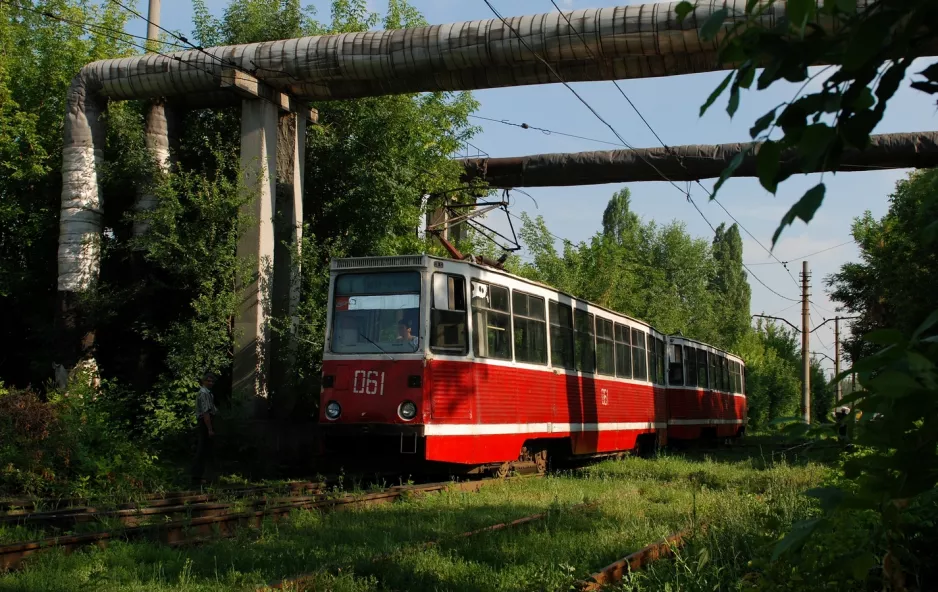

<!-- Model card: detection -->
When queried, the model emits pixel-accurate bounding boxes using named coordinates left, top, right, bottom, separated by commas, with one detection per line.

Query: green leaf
left=849, top=87, right=875, bottom=111
left=834, top=0, right=857, bottom=13
left=786, top=0, right=816, bottom=32
left=866, top=370, right=922, bottom=397
left=738, top=63, right=755, bottom=89
left=675, top=1, right=695, bottom=24
left=769, top=416, right=803, bottom=426
left=757, top=140, right=782, bottom=193
left=772, top=518, right=822, bottom=561
left=750, top=108, right=778, bottom=138
left=700, top=8, right=728, bottom=41
left=805, top=486, right=845, bottom=511
left=701, top=72, right=734, bottom=117
left=863, top=328, right=904, bottom=346
left=772, top=184, right=825, bottom=245
left=798, top=124, right=836, bottom=171
left=713, top=148, right=748, bottom=193
left=697, top=546, right=710, bottom=570
left=846, top=552, right=877, bottom=581
left=912, top=309, right=938, bottom=340
left=727, top=84, right=741, bottom=117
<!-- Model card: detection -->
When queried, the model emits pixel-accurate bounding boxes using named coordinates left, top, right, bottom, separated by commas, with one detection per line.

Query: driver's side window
left=430, top=273, right=467, bottom=354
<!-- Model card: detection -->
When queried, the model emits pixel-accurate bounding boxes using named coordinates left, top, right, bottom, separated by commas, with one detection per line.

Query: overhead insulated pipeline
left=458, top=132, right=938, bottom=187
left=59, top=0, right=872, bottom=297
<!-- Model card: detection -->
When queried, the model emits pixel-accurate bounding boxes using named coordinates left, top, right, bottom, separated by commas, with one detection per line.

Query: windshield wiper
left=358, top=331, right=394, bottom=360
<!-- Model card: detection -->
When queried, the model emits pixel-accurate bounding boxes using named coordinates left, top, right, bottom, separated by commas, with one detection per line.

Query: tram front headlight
left=325, top=400, right=342, bottom=420
left=398, top=400, right=418, bottom=421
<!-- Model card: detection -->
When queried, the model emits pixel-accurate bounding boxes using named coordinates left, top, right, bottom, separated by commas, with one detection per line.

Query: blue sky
left=128, top=0, right=938, bottom=375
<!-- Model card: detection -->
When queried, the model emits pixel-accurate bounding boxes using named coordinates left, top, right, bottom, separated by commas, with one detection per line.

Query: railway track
left=262, top=496, right=593, bottom=591
left=0, top=476, right=531, bottom=572
left=0, top=481, right=325, bottom=514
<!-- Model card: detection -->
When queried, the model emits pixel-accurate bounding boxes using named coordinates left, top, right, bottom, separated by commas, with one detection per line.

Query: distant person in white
left=396, top=319, right=419, bottom=350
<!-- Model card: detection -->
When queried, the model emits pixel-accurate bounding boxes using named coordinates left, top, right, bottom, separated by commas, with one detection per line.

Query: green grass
left=0, top=452, right=832, bottom=591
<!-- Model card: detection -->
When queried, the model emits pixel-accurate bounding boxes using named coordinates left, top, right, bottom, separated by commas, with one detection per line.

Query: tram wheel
left=496, top=462, right=511, bottom=479
left=534, top=449, right=549, bottom=475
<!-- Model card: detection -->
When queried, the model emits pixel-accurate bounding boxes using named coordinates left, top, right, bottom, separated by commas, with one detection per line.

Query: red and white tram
left=318, top=255, right=746, bottom=472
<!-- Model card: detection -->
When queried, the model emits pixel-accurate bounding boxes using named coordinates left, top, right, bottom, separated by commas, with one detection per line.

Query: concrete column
left=134, top=101, right=178, bottom=240
left=269, top=111, right=306, bottom=419
left=234, top=99, right=279, bottom=413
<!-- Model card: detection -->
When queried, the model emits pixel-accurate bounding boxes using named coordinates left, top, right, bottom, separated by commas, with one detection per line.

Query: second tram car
left=318, top=255, right=746, bottom=473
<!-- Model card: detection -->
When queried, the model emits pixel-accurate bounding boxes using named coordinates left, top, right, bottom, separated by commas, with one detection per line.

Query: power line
left=15, top=2, right=221, bottom=83
left=8, top=0, right=188, bottom=49
left=685, top=187, right=801, bottom=303
left=767, top=301, right=801, bottom=317
left=744, top=240, right=854, bottom=265
left=482, top=0, right=801, bottom=304
left=544, top=0, right=798, bottom=287
left=109, top=0, right=297, bottom=80
left=468, top=115, right=626, bottom=148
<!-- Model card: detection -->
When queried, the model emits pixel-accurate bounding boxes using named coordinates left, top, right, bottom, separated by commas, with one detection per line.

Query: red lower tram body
left=318, top=357, right=746, bottom=471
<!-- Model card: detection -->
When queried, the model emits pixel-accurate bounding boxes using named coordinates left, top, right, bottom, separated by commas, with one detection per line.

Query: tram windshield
left=331, top=271, right=422, bottom=354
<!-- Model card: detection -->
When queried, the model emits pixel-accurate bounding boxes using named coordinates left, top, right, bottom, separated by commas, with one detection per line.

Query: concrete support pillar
left=233, top=99, right=279, bottom=413
left=134, top=101, right=179, bottom=240
left=269, top=111, right=306, bottom=419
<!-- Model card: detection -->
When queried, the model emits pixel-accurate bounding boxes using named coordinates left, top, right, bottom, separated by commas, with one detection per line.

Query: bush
left=0, top=377, right=167, bottom=499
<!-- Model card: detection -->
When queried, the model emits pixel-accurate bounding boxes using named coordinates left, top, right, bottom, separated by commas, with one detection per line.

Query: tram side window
left=668, top=343, right=684, bottom=385
left=743, top=365, right=747, bottom=394
left=595, top=318, right=615, bottom=376
left=709, top=352, right=719, bottom=390
left=513, top=291, right=548, bottom=365
left=734, top=362, right=741, bottom=393
left=697, top=349, right=709, bottom=388
left=471, top=281, right=512, bottom=360
left=684, top=346, right=697, bottom=387
left=646, top=334, right=657, bottom=384
left=614, top=324, right=632, bottom=378
left=549, top=300, right=575, bottom=369
left=657, top=338, right=666, bottom=385
left=631, top=329, right=648, bottom=380
left=722, top=357, right=730, bottom=392
left=574, top=309, right=596, bottom=374
left=430, top=273, right=467, bottom=354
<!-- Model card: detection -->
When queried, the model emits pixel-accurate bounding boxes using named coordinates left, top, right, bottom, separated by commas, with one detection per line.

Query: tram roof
left=330, top=254, right=744, bottom=364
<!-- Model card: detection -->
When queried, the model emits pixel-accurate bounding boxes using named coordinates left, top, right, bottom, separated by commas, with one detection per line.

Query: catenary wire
left=545, top=0, right=800, bottom=288
left=482, top=0, right=801, bottom=303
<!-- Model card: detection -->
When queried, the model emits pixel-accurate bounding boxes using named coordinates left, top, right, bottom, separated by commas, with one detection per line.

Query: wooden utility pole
left=802, top=261, right=811, bottom=423
left=834, top=316, right=841, bottom=402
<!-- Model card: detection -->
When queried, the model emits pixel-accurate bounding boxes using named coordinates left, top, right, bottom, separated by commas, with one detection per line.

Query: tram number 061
left=352, top=370, right=385, bottom=395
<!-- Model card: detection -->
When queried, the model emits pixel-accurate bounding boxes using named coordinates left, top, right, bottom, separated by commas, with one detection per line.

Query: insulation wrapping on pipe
left=59, top=76, right=107, bottom=292
left=459, top=132, right=938, bottom=187
left=58, top=0, right=875, bottom=293
left=74, top=0, right=808, bottom=102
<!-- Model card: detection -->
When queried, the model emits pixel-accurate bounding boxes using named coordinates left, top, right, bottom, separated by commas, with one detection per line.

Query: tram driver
left=396, top=318, right=419, bottom=351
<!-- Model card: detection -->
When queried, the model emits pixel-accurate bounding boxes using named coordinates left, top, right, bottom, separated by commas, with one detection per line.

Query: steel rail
left=261, top=477, right=567, bottom=591
left=574, top=524, right=704, bottom=590
left=0, top=481, right=324, bottom=513
left=0, top=477, right=512, bottom=572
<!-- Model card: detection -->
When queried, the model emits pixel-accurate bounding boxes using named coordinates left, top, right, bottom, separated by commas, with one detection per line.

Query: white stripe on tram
left=667, top=419, right=746, bottom=426
left=423, top=422, right=666, bottom=437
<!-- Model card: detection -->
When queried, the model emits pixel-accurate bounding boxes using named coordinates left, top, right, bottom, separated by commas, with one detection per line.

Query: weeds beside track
left=0, top=449, right=833, bottom=591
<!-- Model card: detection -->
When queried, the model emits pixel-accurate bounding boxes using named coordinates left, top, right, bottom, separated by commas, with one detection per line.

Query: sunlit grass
left=0, top=451, right=832, bottom=591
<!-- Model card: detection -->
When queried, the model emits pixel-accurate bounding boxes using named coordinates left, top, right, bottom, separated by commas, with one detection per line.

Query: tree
left=516, top=191, right=746, bottom=347
left=0, top=1, right=131, bottom=388
left=710, top=223, right=752, bottom=347
left=601, top=188, right=641, bottom=244
left=735, top=319, right=802, bottom=427
left=678, top=0, right=938, bottom=244
left=827, top=169, right=938, bottom=364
